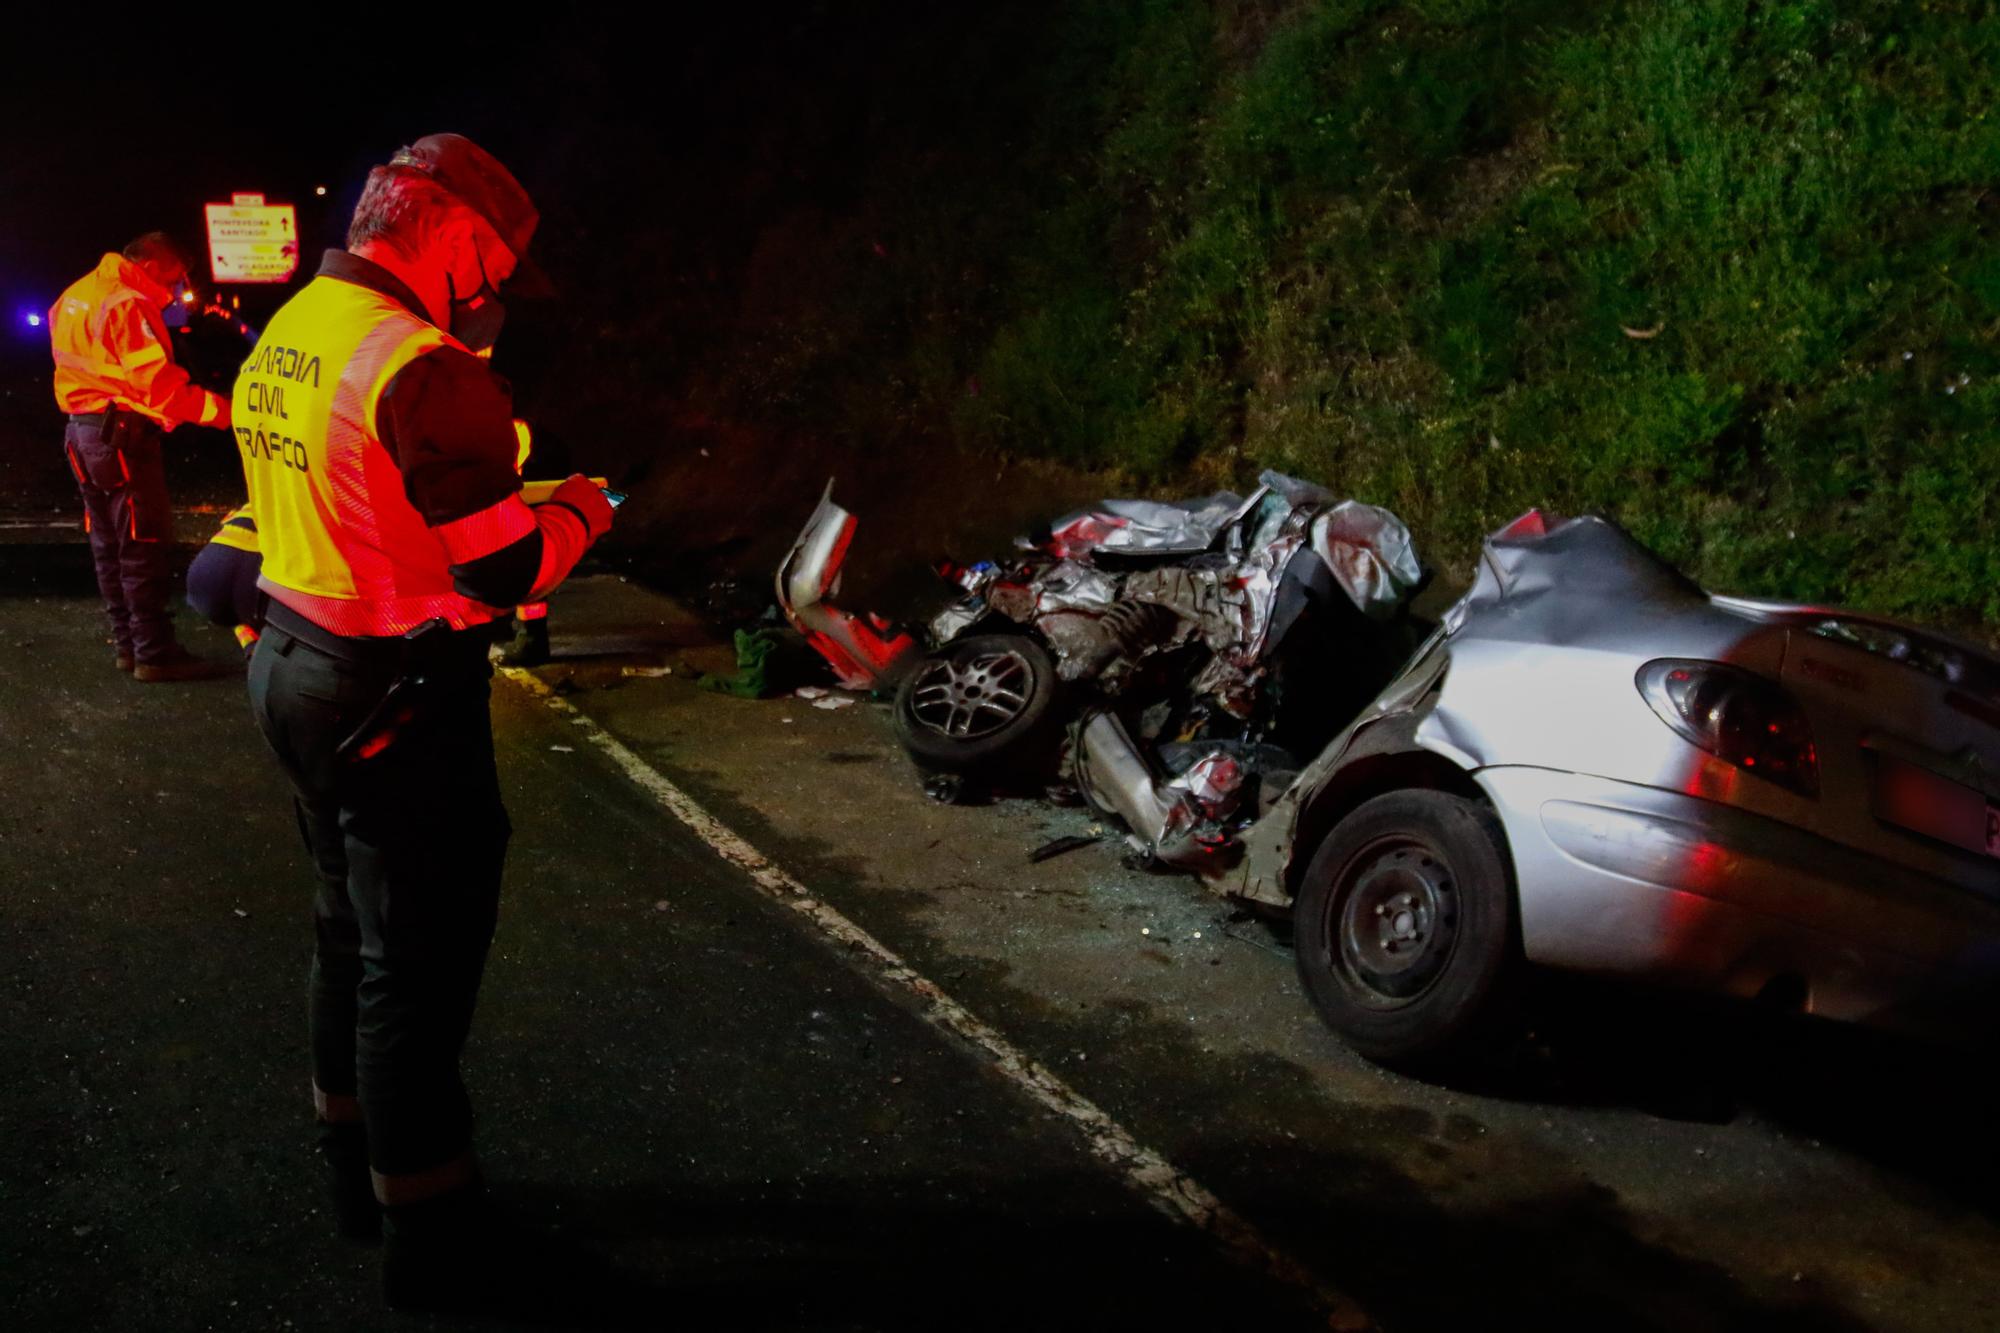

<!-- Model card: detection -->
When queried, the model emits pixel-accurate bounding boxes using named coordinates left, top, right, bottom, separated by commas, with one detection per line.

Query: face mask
left=445, top=246, right=506, bottom=352
left=163, top=280, right=190, bottom=329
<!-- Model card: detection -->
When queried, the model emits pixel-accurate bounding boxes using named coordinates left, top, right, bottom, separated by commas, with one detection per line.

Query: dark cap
left=387, top=133, right=552, bottom=296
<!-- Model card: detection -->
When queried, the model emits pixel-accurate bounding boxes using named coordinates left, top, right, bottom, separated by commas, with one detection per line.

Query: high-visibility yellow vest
left=230, top=276, right=501, bottom=636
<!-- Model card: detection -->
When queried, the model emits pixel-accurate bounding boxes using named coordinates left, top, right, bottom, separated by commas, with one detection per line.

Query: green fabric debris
left=696, top=628, right=824, bottom=698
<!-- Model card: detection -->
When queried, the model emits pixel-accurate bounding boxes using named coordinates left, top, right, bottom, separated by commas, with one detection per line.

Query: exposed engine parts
left=885, top=472, right=1425, bottom=867
left=1074, top=600, right=1182, bottom=679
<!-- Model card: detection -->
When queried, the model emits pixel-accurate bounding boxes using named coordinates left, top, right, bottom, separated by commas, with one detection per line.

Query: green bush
left=711, top=0, right=2000, bottom=631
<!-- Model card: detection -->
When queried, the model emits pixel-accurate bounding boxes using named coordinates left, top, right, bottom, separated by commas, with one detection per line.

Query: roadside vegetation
left=653, top=2, right=2000, bottom=629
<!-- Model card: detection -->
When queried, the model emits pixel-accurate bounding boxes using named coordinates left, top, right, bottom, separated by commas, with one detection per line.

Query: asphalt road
left=0, top=560, right=1323, bottom=1331
left=5, top=543, right=2000, bottom=1332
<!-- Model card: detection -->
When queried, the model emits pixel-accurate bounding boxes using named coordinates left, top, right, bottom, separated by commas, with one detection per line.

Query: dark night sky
left=5, top=31, right=523, bottom=314
left=0, top=3, right=1059, bottom=477
left=0, top=11, right=880, bottom=327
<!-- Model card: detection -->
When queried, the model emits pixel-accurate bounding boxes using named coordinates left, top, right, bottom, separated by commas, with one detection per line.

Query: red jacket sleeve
left=376, top=348, right=596, bottom=608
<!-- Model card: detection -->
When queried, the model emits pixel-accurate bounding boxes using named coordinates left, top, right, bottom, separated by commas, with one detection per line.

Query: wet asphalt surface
left=5, top=529, right=2000, bottom=1332
left=0, top=552, right=1324, bottom=1330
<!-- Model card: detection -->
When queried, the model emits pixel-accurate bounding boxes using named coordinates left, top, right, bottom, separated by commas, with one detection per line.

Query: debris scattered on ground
left=795, top=686, right=831, bottom=700
left=1027, top=833, right=1100, bottom=863
left=811, top=695, right=857, bottom=711
left=777, top=470, right=1423, bottom=875
left=697, top=627, right=826, bottom=698
left=232, top=909, right=247, bottom=919
left=621, top=665, right=673, bottom=678
left=550, top=745, right=575, bottom=753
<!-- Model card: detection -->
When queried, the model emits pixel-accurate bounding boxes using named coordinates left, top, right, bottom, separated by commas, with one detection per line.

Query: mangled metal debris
left=780, top=470, right=1426, bottom=870
left=775, top=480, right=920, bottom=690
left=1027, top=833, right=1102, bottom=864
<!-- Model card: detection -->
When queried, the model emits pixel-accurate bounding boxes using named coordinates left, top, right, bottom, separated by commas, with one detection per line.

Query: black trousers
left=62, top=416, right=177, bottom=661
left=185, top=540, right=263, bottom=629
left=246, top=607, right=510, bottom=1176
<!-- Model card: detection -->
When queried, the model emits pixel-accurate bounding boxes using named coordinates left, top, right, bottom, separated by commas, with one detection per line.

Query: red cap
left=387, top=133, right=552, bottom=297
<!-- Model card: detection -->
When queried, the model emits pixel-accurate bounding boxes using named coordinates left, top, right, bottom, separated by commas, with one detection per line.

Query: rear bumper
left=1478, top=766, right=2000, bottom=1039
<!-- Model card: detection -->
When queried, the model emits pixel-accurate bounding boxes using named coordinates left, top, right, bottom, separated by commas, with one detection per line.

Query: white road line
left=501, top=666, right=1371, bottom=1331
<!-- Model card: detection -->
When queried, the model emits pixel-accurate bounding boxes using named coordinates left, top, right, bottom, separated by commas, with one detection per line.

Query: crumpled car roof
left=1038, top=469, right=1423, bottom=620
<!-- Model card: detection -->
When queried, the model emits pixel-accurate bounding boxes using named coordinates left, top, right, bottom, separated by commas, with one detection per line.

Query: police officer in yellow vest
left=236, top=134, right=614, bottom=1313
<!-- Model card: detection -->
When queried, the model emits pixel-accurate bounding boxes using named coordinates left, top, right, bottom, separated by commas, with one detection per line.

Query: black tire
left=1292, top=790, right=1518, bottom=1068
left=893, top=634, right=1062, bottom=777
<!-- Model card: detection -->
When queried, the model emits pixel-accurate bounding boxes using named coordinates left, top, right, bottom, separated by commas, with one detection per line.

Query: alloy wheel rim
left=909, top=649, right=1035, bottom=740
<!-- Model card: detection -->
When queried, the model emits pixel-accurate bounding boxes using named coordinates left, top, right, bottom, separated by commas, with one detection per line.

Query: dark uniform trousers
left=63, top=414, right=175, bottom=661
left=247, top=604, right=511, bottom=1176
left=186, top=542, right=264, bottom=631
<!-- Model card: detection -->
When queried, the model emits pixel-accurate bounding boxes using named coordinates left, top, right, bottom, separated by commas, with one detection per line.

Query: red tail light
left=1637, top=659, right=1819, bottom=796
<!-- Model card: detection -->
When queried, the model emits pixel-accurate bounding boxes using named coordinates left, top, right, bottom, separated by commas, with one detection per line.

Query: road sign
left=204, top=196, right=299, bottom=284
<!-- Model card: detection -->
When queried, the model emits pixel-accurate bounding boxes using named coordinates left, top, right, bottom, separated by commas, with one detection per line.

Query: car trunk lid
left=1750, top=603, right=2000, bottom=873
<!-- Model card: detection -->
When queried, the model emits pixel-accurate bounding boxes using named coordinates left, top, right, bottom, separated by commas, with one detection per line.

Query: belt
left=264, top=601, right=401, bottom=665
left=265, top=599, right=489, bottom=671
left=67, top=405, right=159, bottom=432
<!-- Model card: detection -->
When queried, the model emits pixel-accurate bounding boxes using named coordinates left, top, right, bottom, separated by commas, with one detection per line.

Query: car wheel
left=1292, top=790, right=1518, bottom=1067
left=893, top=634, right=1062, bottom=777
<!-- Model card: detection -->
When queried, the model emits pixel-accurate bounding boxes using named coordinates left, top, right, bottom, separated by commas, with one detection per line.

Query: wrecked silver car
left=1236, top=510, right=2000, bottom=1065
left=780, top=486, right=2000, bottom=1067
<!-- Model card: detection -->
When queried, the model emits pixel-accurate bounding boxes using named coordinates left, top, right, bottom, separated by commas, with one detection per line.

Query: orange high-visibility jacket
left=48, top=255, right=229, bottom=429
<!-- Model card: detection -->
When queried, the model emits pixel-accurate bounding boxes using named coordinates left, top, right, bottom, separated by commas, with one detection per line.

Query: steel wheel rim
left=1325, top=835, right=1460, bottom=1008
left=908, top=647, right=1036, bottom=740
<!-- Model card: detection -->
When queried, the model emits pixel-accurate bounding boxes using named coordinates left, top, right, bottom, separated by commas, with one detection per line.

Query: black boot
left=497, top=616, right=551, bottom=667
left=383, top=1185, right=629, bottom=1321
left=316, top=1121, right=379, bottom=1242
left=382, top=1186, right=485, bottom=1312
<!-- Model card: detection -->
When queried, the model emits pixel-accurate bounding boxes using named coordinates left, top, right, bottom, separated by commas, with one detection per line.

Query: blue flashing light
left=26, top=312, right=42, bottom=328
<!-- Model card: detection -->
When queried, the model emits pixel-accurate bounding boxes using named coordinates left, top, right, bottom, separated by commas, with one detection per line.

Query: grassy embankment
left=689, top=2, right=2000, bottom=631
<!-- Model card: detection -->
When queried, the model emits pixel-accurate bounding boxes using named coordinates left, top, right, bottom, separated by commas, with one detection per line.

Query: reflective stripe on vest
left=209, top=502, right=260, bottom=555
left=231, top=276, right=504, bottom=636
